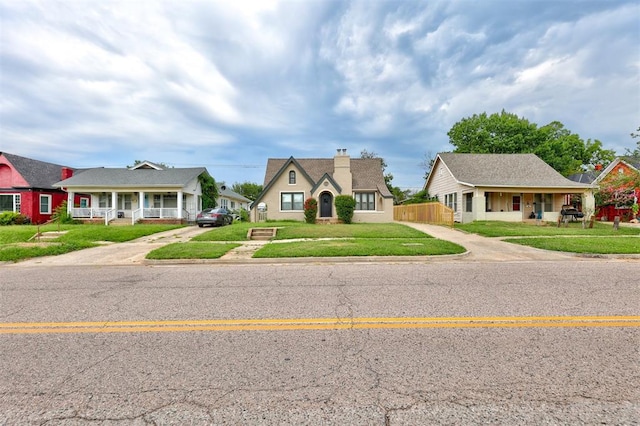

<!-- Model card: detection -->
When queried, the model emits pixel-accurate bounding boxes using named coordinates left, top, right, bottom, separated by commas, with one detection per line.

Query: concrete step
left=248, top=228, right=277, bottom=240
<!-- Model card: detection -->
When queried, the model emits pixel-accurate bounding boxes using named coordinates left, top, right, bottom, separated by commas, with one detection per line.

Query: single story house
left=54, top=161, right=210, bottom=224
left=0, top=152, right=85, bottom=224
left=217, top=185, right=251, bottom=212
left=250, top=149, right=393, bottom=223
left=424, top=153, right=595, bottom=223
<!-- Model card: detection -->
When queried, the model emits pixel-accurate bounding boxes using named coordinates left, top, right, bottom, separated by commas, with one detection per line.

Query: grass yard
left=146, top=242, right=241, bottom=259
left=253, top=238, right=465, bottom=258
left=505, top=236, right=640, bottom=254
left=193, top=222, right=432, bottom=241
left=0, top=223, right=184, bottom=262
left=456, top=221, right=640, bottom=237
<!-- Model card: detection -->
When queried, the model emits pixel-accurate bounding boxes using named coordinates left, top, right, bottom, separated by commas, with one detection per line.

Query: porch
left=66, top=190, right=201, bottom=225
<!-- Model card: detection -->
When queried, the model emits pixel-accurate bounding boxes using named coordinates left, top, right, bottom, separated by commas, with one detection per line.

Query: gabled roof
left=253, top=156, right=392, bottom=206
left=594, top=157, right=640, bottom=184
left=426, top=153, right=592, bottom=189
left=53, top=167, right=207, bottom=188
left=0, top=152, right=76, bottom=190
left=218, top=185, right=251, bottom=203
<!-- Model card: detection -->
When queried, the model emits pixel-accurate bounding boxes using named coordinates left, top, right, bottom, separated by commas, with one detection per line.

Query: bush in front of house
left=304, top=198, right=318, bottom=224
left=335, top=195, right=356, bottom=224
left=0, top=211, right=30, bottom=225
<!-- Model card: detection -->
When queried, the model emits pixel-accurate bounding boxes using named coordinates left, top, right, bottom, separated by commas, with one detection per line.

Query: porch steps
left=316, top=218, right=342, bottom=224
left=109, top=218, right=132, bottom=226
left=29, top=231, right=68, bottom=242
left=248, top=228, right=277, bottom=240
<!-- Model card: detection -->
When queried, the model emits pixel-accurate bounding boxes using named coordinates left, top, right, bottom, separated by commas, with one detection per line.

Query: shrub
left=334, top=195, right=356, bottom=224
left=0, top=211, right=30, bottom=225
left=52, top=201, right=77, bottom=224
left=303, top=198, right=318, bottom=224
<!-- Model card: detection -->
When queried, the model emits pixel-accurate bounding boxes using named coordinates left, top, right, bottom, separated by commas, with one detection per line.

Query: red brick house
left=592, top=157, right=640, bottom=221
left=0, top=152, right=86, bottom=224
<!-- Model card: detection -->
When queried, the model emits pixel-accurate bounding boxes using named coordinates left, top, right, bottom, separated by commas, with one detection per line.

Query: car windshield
left=207, top=209, right=224, bottom=214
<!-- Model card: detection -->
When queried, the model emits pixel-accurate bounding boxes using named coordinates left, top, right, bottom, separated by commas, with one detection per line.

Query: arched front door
left=320, top=192, right=333, bottom=218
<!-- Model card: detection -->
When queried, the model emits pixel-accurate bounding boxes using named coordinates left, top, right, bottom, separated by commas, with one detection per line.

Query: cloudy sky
left=1, top=0, right=638, bottom=190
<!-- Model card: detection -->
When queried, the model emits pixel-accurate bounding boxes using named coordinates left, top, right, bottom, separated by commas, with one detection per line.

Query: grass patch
left=456, top=221, right=640, bottom=237
left=505, top=236, right=640, bottom=254
left=0, top=241, right=97, bottom=262
left=0, top=224, right=184, bottom=262
left=253, top=238, right=465, bottom=258
left=193, top=222, right=432, bottom=241
left=146, top=242, right=241, bottom=259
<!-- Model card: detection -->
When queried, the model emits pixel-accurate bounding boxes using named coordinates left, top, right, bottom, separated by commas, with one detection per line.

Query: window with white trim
left=464, top=193, right=473, bottom=212
left=354, top=192, right=375, bottom=210
left=281, top=192, right=304, bottom=210
left=220, top=198, right=228, bottom=209
left=39, top=194, right=52, bottom=215
left=444, top=193, right=457, bottom=211
left=0, top=194, right=17, bottom=212
left=80, top=197, right=89, bottom=208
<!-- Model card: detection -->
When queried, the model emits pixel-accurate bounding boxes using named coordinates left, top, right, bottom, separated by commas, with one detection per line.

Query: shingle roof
left=263, top=157, right=393, bottom=196
left=1, top=152, right=75, bottom=190
left=218, top=185, right=251, bottom=202
left=53, top=167, right=207, bottom=187
left=435, top=153, right=592, bottom=188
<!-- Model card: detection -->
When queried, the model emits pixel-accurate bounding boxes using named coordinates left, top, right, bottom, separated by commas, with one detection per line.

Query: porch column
left=177, top=190, right=183, bottom=219
left=473, top=189, right=486, bottom=221
left=111, top=192, right=117, bottom=212
left=583, top=189, right=595, bottom=217
left=139, top=191, right=145, bottom=218
left=67, top=191, right=74, bottom=214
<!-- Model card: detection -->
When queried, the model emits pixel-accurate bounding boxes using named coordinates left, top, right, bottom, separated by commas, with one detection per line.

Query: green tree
left=447, top=111, right=615, bottom=175
left=231, top=181, right=263, bottom=201
left=199, top=173, right=218, bottom=209
left=360, top=149, right=405, bottom=204
left=402, top=189, right=438, bottom=205
left=626, top=126, right=640, bottom=160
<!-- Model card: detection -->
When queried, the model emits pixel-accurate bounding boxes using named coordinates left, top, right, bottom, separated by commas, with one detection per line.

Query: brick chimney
left=333, top=149, right=352, bottom=194
left=61, top=167, right=73, bottom=180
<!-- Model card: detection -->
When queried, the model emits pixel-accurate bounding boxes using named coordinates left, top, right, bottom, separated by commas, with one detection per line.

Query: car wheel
left=198, top=224, right=203, bottom=228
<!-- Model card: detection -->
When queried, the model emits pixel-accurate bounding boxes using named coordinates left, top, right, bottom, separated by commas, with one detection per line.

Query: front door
left=320, top=192, right=332, bottom=217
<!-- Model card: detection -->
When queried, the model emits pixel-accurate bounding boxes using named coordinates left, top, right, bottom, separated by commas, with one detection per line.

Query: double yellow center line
left=1, top=315, right=639, bottom=335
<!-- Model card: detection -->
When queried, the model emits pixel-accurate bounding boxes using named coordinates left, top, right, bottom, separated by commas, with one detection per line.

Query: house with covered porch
left=424, top=153, right=595, bottom=223
left=54, top=161, right=210, bottom=225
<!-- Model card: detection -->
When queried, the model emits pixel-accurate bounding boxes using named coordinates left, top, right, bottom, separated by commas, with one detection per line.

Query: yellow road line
left=1, top=316, right=638, bottom=335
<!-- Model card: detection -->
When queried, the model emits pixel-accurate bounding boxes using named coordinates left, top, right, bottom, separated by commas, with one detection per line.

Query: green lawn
left=253, top=238, right=465, bottom=258
left=0, top=224, right=184, bottom=262
left=146, top=242, right=241, bottom=259
left=456, top=221, right=640, bottom=254
left=505, top=236, right=640, bottom=254
left=456, top=221, right=640, bottom=237
left=193, top=222, right=432, bottom=241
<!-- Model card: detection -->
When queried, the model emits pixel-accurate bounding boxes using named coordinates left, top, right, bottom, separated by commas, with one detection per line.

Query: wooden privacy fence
left=393, top=202, right=454, bottom=227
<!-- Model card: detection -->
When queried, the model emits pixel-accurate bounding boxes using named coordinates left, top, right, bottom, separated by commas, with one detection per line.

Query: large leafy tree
left=447, top=111, right=615, bottom=175
left=231, top=181, right=263, bottom=201
left=199, top=173, right=218, bottom=209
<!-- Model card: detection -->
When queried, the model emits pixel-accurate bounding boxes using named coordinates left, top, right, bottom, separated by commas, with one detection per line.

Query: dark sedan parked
left=196, top=208, right=233, bottom=227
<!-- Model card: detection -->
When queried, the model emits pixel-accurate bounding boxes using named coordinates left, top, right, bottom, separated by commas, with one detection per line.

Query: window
left=80, top=197, right=89, bottom=208
left=512, top=195, right=521, bottom=212
left=354, top=192, right=375, bottom=210
left=39, top=195, right=51, bottom=215
left=444, top=193, right=457, bottom=211
left=230, top=201, right=236, bottom=209
left=99, top=194, right=112, bottom=208
left=281, top=192, right=304, bottom=210
left=289, top=170, right=296, bottom=185
left=1, top=194, right=14, bottom=212
left=220, top=198, right=228, bottom=209
left=464, top=193, right=473, bottom=212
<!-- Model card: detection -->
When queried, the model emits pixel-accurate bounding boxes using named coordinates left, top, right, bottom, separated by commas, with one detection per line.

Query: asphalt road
left=1, top=260, right=638, bottom=424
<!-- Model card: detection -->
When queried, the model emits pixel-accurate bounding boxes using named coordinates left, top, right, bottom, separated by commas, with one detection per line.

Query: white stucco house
left=250, top=149, right=394, bottom=223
